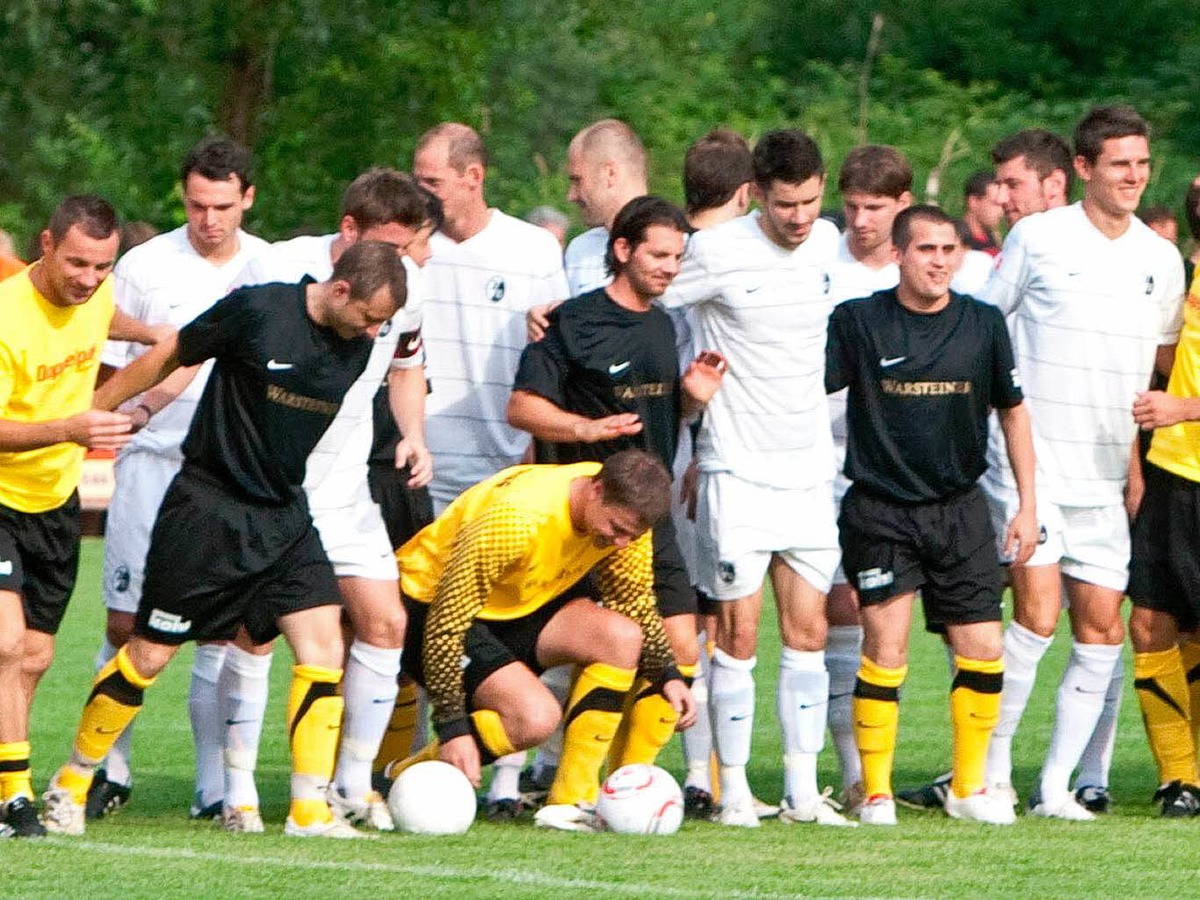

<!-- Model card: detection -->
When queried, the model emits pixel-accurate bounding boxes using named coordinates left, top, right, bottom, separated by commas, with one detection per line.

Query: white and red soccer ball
left=595, top=764, right=684, bottom=834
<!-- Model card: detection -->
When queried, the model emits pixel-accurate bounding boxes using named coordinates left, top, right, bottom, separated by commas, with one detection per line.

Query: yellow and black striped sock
left=608, top=663, right=698, bottom=770
left=547, top=662, right=635, bottom=806
left=0, top=741, right=33, bottom=804
left=470, top=709, right=517, bottom=763
left=286, top=664, right=343, bottom=827
left=949, top=656, right=1003, bottom=798
left=373, top=677, right=418, bottom=778
left=1179, top=639, right=1200, bottom=747
left=853, top=656, right=906, bottom=800
left=1135, top=648, right=1200, bottom=786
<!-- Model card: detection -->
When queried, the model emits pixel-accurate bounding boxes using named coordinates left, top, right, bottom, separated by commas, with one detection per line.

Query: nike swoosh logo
left=96, top=727, right=123, bottom=735
left=372, top=698, right=394, bottom=704
left=608, top=361, right=631, bottom=375
left=855, top=721, right=884, bottom=729
left=798, top=701, right=827, bottom=710
left=745, top=284, right=767, bottom=293
left=879, top=356, right=906, bottom=367
left=1073, top=685, right=1107, bottom=694
left=730, top=714, right=749, bottom=721
left=267, top=359, right=293, bottom=371
left=225, top=719, right=255, bottom=726
left=658, top=717, right=676, bottom=725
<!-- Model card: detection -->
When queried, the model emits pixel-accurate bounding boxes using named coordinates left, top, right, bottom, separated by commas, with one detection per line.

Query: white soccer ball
left=595, top=764, right=684, bottom=834
left=387, top=760, right=477, bottom=835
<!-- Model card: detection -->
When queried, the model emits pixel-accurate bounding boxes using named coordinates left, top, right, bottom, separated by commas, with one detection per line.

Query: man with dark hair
left=386, top=449, right=695, bottom=833
left=0, top=195, right=163, bottom=837
left=979, top=104, right=1184, bottom=820
left=684, top=129, right=753, bottom=229
left=991, top=129, right=1073, bottom=226
left=90, top=136, right=268, bottom=823
left=508, top=196, right=725, bottom=822
left=827, top=205, right=1036, bottom=826
left=660, top=129, right=850, bottom=827
left=961, top=171, right=1003, bottom=256
left=1140, top=204, right=1179, bottom=245
left=42, top=242, right=409, bottom=840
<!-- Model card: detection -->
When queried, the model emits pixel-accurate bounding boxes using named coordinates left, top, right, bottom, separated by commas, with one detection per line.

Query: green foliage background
left=3, top=0, right=1198, bottom=249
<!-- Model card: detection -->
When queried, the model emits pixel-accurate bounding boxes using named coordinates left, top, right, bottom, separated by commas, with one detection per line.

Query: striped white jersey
left=660, top=212, right=841, bottom=489
left=102, top=226, right=268, bottom=458
left=234, top=233, right=425, bottom=506
left=422, top=210, right=569, bottom=507
left=564, top=226, right=610, bottom=296
left=980, top=203, right=1184, bottom=505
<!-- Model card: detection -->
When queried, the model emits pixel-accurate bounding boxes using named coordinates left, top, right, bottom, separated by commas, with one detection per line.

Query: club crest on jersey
left=1146, top=275, right=1155, bottom=295
left=822, top=273, right=831, bottom=295
left=110, top=565, right=131, bottom=593
left=378, top=319, right=393, bottom=338
left=718, top=561, right=736, bottom=585
left=486, top=276, right=506, bottom=303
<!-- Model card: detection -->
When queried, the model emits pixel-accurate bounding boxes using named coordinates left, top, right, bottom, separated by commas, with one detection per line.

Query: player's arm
left=118, top=365, right=205, bottom=432
left=680, top=350, right=727, bottom=421
left=824, top=303, right=855, bottom=394
left=0, top=367, right=132, bottom=454
left=1126, top=436, right=1145, bottom=522
left=593, top=535, right=697, bottom=729
left=977, top=224, right=1029, bottom=317
left=997, top=402, right=1038, bottom=566
left=93, top=331, right=183, bottom=412
left=1133, top=388, right=1200, bottom=429
left=388, top=362, right=432, bottom=488
left=108, top=307, right=174, bottom=347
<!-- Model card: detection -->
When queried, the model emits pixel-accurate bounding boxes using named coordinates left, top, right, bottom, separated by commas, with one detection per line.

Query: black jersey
left=513, top=288, right=681, bottom=469
left=178, top=280, right=375, bottom=505
left=825, top=289, right=1022, bottom=504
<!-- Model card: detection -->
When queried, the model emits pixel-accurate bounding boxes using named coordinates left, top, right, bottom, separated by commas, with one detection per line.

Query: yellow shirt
left=397, top=462, right=672, bottom=729
left=1149, top=277, right=1200, bottom=483
left=0, top=269, right=114, bottom=512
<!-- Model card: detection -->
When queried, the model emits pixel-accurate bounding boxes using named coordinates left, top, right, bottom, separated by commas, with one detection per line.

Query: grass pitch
left=1, top=538, right=1191, bottom=898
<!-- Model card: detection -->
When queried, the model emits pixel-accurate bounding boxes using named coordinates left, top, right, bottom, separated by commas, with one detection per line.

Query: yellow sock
left=547, top=662, right=635, bottom=806
left=286, top=664, right=343, bottom=826
left=1179, top=639, right=1200, bottom=747
left=1135, top=648, right=1200, bottom=785
left=853, top=655, right=906, bottom=800
left=373, top=678, right=418, bottom=777
left=470, top=709, right=516, bottom=762
left=74, top=646, right=155, bottom=767
left=0, top=741, right=32, bottom=803
left=385, top=739, right=440, bottom=781
left=949, top=656, right=1003, bottom=798
left=607, top=662, right=698, bottom=770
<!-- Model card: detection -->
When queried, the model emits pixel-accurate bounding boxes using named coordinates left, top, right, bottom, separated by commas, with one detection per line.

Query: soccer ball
left=595, top=764, right=684, bottom=834
left=387, top=760, right=477, bottom=835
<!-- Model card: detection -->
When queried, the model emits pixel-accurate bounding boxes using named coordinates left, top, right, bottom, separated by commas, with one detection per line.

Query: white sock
left=335, top=640, right=402, bottom=802
left=944, top=640, right=959, bottom=679
left=681, top=633, right=714, bottom=791
left=190, top=643, right=228, bottom=809
left=531, top=664, right=572, bottom=778
left=219, top=645, right=273, bottom=810
left=779, top=647, right=827, bottom=803
left=1075, top=653, right=1123, bottom=790
left=1039, top=642, right=1122, bottom=798
left=487, top=752, right=526, bottom=802
left=985, top=622, right=1052, bottom=785
left=824, top=626, right=862, bottom=790
left=94, top=637, right=134, bottom=787
left=711, top=648, right=756, bottom=804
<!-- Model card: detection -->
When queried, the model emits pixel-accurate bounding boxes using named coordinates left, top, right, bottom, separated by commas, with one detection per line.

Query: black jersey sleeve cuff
left=435, top=715, right=472, bottom=743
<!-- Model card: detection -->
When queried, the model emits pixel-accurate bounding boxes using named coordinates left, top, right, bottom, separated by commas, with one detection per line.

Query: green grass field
left=0, top=538, right=1191, bottom=898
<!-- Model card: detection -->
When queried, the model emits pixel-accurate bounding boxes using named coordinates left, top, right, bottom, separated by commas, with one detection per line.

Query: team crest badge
left=378, top=319, right=393, bottom=338
left=111, top=565, right=131, bottom=593
left=718, top=561, right=736, bottom=585
left=1146, top=275, right=1155, bottom=295
left=822, top=273, right=831, bottom=295
left=486, top=276, right=506, bottom=303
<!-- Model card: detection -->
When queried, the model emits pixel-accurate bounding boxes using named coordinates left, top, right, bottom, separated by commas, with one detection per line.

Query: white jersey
left=234, top=233, right=425, bottom=507
left=660, top=212, right=841, bottom=489
left=980, top=203, right=1184, bottom=505
left=951, top=248, right=995, bottom=298
left=423, top=210, right=569, bottom=507
left=102, top=226, right=268, bottom=457
left=827, top=234, right=900, bottom=453
left=564, top=226, right=610, bottom=296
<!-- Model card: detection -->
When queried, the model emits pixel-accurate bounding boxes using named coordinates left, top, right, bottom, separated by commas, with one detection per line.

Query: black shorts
left=0, top=493, right=81, bottom=635
left=401, top=577, right=596, bottom=701
left=134, top=466, right=341, bottom=646
left=652, top=519, right=697, bottom=619
left=367, top=460, right=434, bottom=550
left=839, top=484, right=1003, bottom=633
left=1129, top=463, right=1200, bottom=632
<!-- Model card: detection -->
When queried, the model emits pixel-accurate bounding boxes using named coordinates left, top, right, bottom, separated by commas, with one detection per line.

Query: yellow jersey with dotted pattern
left=1149, top=273, right=1200, bottom=482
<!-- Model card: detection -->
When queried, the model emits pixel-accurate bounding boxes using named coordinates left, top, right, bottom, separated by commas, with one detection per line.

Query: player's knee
left=353, top=609, right=406, bottom=648
left=720, top=618, right=759, bottom=659
left=596, top=614, right=642, bottom=667
left=668, top=633, right=700, bottom=668
left=105, top=612, right=135, bottom=648
left=1014, top=605, right=1057, bottom=639
left=21, top=641, right=54, bottom=678
left=517, top=697, right=561, bottom=747
left=0, top=623, right=22, bottom=664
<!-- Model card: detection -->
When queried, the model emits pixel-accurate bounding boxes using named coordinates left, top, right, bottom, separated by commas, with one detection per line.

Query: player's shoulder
left=565, top=226, right=608, bottom=260
left=114, top=226, right=189, bottom=276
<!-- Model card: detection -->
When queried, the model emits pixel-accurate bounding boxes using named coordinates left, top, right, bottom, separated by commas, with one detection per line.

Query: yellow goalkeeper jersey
left=1149, top=277, right=1200, bottom=483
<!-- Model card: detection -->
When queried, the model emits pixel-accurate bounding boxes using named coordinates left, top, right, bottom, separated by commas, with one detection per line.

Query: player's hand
left=525, top=301, right=561, bottom=342
left=1133, top=390, right=1185, bottom=429
left=572, top=413, right=642, bottom=443
left=680, top=457, right=699, bottom=521
left=662, top=678, right=698, bottom=731
left=117, top=400, right=152, bottom=434
left=681, top=351, right=727, bottom=408
left=144, top=323, right=176, bottom=346
left=439, top=734, right=482, bottom=788
left=65, top=409, right=134, bottom=450
left=396, top=438, right=433, bottom=488
left=1003, top=505, right=1039, bottom=567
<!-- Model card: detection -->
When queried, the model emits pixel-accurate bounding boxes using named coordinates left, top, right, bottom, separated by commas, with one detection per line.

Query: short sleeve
left=176, top=287, right=257, bottom=367
left=658, top=233, right=718, bottom=310
left=824, top=303, right=854, bottom=394
left=979, top=224, right=1029, bottom=317
left=512, top=314, right=569, bottom=406
left=985, top=305, right=1023, bottom=409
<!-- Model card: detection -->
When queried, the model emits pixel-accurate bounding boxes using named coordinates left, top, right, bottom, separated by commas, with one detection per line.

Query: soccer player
left=981, top=105, right=1184, bottom=820
left=391, top=449, right=696, bottom=832
left=0, top=196, right=163, bottom=837
left=658, top=129, right=850, bottom=827
left=824, top=145, right=912, bottom=812
left=828, top=205, right=1037, bottom=826
left=991, top=129, right=1073, bottom=226
left=1128, top=273, right=1200, bottom=816
left=41, top=241, right=410, bottom=839
left=508, top=195, right=726, bottom=796
left=89, top=137, right=267, bottom=823
left=961, top=170, right=1003, bottom=255
left=215, top=168, right=433, bottom=832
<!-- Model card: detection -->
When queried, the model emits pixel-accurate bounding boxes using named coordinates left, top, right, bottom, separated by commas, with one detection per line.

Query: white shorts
left=984, top=484, right=1129, bottom=592
left=310, top=485, right=398, bottom=581
left=695, top=472, right=841, bottom=601
left=102, top=450, right=183, bottom=613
